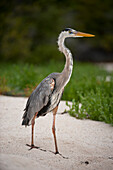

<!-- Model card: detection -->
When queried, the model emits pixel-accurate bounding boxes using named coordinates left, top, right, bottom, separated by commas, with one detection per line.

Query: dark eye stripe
left=63, top=28, right=71, bottom=32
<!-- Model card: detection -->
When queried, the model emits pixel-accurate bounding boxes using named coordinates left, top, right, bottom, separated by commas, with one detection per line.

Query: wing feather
left=22, top=77, right=55, bottom=125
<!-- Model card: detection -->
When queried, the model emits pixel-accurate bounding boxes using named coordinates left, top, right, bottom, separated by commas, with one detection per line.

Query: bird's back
left=22, top=72, right=63, bottom=126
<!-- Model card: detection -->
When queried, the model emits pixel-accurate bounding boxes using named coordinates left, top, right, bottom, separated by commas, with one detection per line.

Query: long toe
left=26, top=144, right=39, bottom=150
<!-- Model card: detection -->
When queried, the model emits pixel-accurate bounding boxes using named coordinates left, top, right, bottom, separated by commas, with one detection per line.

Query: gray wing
left=22, top=77, right=55, bottom=125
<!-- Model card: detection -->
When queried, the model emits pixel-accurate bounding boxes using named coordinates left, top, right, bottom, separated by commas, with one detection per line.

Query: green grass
left=0, top=61, right=113, bottom=125
left=0, top=61, right=63, bottom=96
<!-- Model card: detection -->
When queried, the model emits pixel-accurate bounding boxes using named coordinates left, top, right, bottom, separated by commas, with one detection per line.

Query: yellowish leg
left=26, top=112, right=38, bottom=150
left=52, top=106, right=59, bottom=154
left=31, top=118, right=35, bottom=146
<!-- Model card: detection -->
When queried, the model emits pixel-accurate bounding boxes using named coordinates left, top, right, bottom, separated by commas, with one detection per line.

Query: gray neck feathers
left=57, top=32, right=73, bottom=87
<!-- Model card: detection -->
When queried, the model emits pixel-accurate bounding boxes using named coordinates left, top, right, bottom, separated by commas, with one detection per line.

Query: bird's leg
left=31, top=117, right=35, bottom=147
left=26, top=112, right=39, bottom=150
left=52, top=106, right=59, bottom=154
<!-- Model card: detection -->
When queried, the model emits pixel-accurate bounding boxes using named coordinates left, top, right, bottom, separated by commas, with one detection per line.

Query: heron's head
left=62, top=28, right=95, bottom=38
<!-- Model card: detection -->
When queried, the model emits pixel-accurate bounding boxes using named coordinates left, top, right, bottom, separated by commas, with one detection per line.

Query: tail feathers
left=22, top=117, right=29, bottom=126
left=22, top=110, right=30, bottom=126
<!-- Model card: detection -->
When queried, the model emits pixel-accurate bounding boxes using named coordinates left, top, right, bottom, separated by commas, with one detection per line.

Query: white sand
left=0, top=95, right=113, bottom=170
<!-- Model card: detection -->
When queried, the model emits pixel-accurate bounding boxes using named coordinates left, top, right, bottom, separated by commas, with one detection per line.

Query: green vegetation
left=0, top=62, right=63, bottom=96
left=65, top=63, right=113, bottom=125
left=0, top=62, right=113, bottom=125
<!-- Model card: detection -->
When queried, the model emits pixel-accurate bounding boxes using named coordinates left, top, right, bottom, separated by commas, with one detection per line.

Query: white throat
left=57, top=31, right=73, bottom=87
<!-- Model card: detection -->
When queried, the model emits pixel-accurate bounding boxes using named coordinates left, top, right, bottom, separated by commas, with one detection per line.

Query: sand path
left=0, top=95, right=113, bottom=170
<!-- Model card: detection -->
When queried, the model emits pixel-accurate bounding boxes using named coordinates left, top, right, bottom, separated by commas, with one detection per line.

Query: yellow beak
left=76, top=31, right=95, bottom=37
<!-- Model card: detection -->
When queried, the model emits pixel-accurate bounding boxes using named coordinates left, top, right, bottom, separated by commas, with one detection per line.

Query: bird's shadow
left=26, top=144, right=68, bottom=159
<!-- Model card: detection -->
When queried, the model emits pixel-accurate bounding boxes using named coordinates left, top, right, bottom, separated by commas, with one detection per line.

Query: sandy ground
left=0, top=95, right=113, bottom=170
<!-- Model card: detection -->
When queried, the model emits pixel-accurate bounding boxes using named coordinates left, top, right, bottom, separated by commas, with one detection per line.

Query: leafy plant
left=66, top=81, right=113, bottom=125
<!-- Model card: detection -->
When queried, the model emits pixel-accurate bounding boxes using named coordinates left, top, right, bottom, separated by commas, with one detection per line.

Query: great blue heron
left=22, top=28, right=94, bottom=154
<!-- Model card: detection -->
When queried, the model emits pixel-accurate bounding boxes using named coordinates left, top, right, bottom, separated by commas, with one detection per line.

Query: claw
left=54, top=151, right=69, bottom=159
left=26, top=144, right=39, bottom=150
left=55, top=151, right=59, bottom=154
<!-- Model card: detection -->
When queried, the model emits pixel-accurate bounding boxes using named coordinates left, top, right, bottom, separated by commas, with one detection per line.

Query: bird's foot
left=55, top=151, right=59, bottom=155
left=26, top=144, right=39, bottom=150
left=54, top=151, right=69, bottom=159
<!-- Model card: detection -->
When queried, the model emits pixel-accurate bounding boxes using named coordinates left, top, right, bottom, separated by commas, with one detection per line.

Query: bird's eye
left=69, top=30, right=72, bottom=34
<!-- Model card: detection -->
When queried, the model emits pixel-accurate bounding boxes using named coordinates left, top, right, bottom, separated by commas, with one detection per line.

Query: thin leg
left=26, top=112, right=39, bottom=150
left=31, top=117, right=35, bottom=146
left=52, top=106, right=59, bottom=154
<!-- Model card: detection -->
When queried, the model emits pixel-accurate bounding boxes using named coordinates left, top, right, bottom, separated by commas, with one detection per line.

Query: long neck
left=58, top=32, right=73, bottom=87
